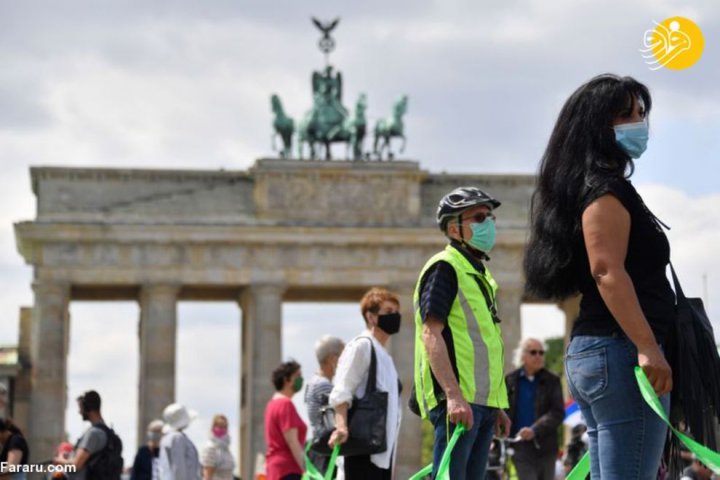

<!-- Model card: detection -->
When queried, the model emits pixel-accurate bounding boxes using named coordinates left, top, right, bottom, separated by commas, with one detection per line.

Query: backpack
left=85, top=424, right=124, bottom=480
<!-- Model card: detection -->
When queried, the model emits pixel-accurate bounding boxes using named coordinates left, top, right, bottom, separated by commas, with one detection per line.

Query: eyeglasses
left=460, top=212, right=496, bottom=224
left=526, top=349, right=545, bottom=356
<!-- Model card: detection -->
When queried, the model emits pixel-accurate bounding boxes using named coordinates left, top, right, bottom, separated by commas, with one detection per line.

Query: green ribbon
left=302, top=444, right=340, bottom=480
left=566, top=367, right=720, bottom=479
left=409, top=424, right=467, bottom=480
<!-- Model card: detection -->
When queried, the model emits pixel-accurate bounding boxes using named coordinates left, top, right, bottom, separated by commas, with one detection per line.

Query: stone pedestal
left=137, top=284, right=179, bottom=443
left=496, top=284, right=524, bottom=373
left=28, top=282, right=70, bottom=462
left=239, top=283, right=285, bottom=480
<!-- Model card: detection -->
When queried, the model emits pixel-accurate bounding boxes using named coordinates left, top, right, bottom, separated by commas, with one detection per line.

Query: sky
left=1, top=0, right=719, bottom=471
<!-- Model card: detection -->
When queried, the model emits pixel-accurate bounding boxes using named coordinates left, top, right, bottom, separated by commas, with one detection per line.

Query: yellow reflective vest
left=413, top=244, right=508, bottom=418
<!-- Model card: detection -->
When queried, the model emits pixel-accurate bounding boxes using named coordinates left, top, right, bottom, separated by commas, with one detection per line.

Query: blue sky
left=1, top=0, right=718, bottom=470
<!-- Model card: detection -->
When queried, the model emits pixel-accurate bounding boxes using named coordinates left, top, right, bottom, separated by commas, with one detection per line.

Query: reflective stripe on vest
left=413, top=245, right=509, bottom=418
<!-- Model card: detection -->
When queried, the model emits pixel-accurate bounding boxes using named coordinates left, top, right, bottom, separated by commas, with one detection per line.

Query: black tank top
left=572, top=178, right=675, bottom=343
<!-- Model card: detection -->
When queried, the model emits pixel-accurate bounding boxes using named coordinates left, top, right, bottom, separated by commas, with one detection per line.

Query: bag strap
left=471, top=274, right=500, bottom=323
left=669, top=262, right=687, bottom=303
left=358, top=336, right=378, bottom=394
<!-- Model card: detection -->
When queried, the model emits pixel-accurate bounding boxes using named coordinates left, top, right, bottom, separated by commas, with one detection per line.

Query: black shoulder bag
left=664, top=264, right=720, bottom=474
left=311, top=337, right=388, bottom=456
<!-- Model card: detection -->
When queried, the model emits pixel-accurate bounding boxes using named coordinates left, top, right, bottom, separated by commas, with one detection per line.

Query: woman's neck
left=319, top=363, right=334, bottom=380
left=369, top=326, right=389, bottom=346
left=276, top=386, right=294, bottom=399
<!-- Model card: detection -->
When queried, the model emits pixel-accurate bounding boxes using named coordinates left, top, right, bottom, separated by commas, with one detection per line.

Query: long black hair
left=524, top=74, right=652, bottom=299
left=0, top=417, right=22, bottom=436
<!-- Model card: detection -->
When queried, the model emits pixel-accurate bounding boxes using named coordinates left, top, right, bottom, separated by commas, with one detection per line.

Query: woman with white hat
left=159, top=403, right=201, bottom=480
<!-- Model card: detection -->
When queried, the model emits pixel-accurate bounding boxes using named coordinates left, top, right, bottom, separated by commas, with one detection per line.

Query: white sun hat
left=162, top=403, right=198, bottom=431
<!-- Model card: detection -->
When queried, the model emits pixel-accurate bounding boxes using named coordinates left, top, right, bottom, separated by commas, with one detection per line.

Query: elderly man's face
left=447, top=205, right=495, bottom=244
left=522, top=339, right=545, bottom=374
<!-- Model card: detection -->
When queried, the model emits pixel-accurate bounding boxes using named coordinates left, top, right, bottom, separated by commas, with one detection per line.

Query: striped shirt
left=304, top=374, right=334, bottom=434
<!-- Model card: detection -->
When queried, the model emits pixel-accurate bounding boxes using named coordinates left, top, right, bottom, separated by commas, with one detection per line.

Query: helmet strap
left=456, top=214, right=464, bottom=242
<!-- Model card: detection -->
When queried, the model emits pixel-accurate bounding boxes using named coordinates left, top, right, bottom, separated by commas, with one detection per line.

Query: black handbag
left=311, top=337, right=388, bottom=457
left=664, top=263, right=720, bottom=472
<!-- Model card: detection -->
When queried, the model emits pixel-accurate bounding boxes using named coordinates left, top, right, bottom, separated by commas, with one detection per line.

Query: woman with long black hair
left=524, top=74, right=673, bottom=479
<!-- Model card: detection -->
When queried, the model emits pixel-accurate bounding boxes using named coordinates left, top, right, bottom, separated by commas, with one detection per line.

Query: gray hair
left=147, top=419, right=164, bottom=432
left=513, top=337, right=547, bottom=368
left=315, top=335, right=345, bottom=364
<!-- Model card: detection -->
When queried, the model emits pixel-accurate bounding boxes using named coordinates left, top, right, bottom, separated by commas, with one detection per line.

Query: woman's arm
left=582, top=194, right=672, bottom=395
left=202, top=466, right=216, bottom=480
left=327, top=339, right=371, bottom=446
left=5, top=449, right=23, bottom=466
left=329, top=403, right=349, bottom=446
left=282, top=427, right=305, bottom=471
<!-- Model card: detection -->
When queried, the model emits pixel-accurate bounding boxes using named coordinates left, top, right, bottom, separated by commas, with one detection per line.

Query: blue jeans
left=429, top=402, right=498, bottom=479
left=566, top=335, right=670, bottom=480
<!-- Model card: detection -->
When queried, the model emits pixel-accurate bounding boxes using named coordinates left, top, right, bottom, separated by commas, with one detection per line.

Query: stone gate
left=13, top=158, right=573, bottom=479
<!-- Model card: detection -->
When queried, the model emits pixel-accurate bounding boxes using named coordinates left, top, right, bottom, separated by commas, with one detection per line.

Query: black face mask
left=377, top=312, right=402, bottom=335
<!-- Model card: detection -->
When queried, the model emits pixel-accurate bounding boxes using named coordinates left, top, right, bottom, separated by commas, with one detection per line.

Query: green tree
left=544, top=336, right=565, bottom=377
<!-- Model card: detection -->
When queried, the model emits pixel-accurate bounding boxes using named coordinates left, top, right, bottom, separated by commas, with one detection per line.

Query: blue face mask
left=468, top=219, right=496, bottom=253
left=614, top=121, right=649, bottom=159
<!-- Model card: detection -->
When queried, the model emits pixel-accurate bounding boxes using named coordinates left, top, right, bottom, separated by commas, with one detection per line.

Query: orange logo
left=640, top=17, right=704, bottom=70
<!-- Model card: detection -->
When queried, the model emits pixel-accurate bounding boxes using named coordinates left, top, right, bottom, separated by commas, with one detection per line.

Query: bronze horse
left=373, top=95, right=408, bottom=160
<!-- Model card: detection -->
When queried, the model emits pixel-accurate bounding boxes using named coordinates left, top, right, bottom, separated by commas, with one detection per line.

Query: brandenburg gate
left=12, top=158, right=549, bottom=478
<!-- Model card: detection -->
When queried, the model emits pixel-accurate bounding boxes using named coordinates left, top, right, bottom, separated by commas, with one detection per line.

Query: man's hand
left=517, top=426, right=535, bottom=441
left=447, top=393, right=474, bottom=430
left=328, top=427, right=348, bottom=448
left=638, top=345, right=672, bottom=396
left=495, top=410, right=511, bottom=438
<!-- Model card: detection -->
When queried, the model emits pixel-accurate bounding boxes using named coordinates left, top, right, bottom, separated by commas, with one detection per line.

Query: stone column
left=496, top=281, right=524, bottom=373
left=137, top=284, right=180, bottom=444
left=388, top=283, right=423, bottom=479
left=558, top=295, right=581, bottom=395
left=239, top=283, right=285, bottom=480
left=28, top=281, right=70, bottom=462
left=13, top=307, right=33, bottom=431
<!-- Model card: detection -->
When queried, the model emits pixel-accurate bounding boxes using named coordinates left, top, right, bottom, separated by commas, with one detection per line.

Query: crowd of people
left=263, top=73, right=719, bottom=480
left=2, top=73, right=719, bottom=480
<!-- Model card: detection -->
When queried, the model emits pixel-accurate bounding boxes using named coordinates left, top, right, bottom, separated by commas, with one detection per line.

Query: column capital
left=140, top=283, right=181, bottom=299
left=240, top=282, right=287, bottom=300
left=31, top=281, right=70, bottom=297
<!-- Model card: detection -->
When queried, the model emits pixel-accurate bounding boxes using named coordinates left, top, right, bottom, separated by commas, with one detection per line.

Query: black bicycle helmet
left=436, top=186, right=501, bottom=232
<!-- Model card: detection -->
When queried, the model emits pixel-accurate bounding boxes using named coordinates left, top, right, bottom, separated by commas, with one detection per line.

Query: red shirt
left=264, top=396, right=307, bottom=480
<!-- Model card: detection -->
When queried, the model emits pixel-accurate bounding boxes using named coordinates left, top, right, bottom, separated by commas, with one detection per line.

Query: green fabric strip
left=302, top=444, right=340, bottom=480
left=567, top=367, right=720, bottom=479
left=409, top=424, right=466, bottom=480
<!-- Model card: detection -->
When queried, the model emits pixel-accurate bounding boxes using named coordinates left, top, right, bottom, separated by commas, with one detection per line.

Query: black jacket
left=505, top=368, right=564, bottom=455
left=130, top=445, right=158, bottom=480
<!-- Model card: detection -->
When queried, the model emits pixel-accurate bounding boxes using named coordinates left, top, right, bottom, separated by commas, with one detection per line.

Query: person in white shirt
left=328, top=287, right=403, bottom=480
left=200, top=414, right=236, bottom=480
left=159, top=403, right=201, bottom=480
